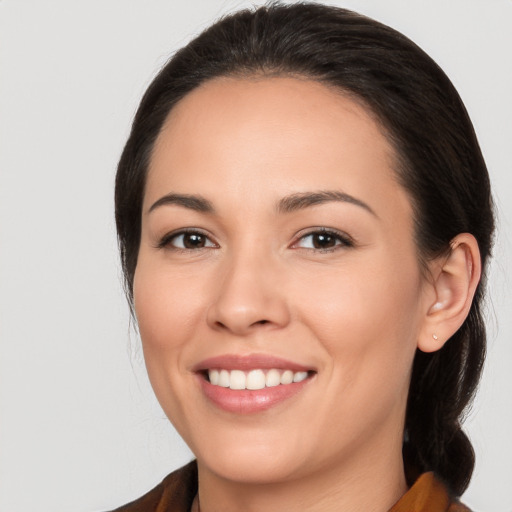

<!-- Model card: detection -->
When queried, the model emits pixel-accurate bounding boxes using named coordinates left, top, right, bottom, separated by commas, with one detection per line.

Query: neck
left=195, top=436, right=407, bottom=512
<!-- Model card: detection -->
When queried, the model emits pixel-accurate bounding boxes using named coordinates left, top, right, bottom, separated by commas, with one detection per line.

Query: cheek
left=294, top=253, right=423, bottom=386
left=133, top=258, right=205, bottom=366
left=298, top=255, right=421, bottom=323
left=132, top=258, right=211, bottom=436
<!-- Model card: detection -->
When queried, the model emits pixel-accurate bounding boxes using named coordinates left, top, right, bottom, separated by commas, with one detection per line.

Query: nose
left=206, top=249, right=291, bottom=336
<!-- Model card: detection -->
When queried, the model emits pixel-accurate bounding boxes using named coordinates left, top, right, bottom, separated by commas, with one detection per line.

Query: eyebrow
left=148, top=193, right=215, bottom=214
left=148, top=190, right=376, bottom=217
left=277, top=190, right=376, bottom=216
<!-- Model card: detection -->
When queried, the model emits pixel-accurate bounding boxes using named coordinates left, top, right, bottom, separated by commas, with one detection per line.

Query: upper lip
left=192, top=353, right=314, bottom=373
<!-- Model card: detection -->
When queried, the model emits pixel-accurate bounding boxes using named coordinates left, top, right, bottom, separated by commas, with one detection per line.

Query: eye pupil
left=184, top=233, right=205, bottom=249
left=313, top=233, right=336, bottom=249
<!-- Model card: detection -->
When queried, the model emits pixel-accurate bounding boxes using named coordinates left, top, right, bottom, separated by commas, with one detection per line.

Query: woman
left=112, top=3, right=494, bottom=511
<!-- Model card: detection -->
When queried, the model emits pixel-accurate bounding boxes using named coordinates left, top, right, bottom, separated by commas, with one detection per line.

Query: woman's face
left=134, top=77, right=433, bottom=483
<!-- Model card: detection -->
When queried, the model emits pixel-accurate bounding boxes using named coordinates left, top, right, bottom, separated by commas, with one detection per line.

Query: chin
left=185, top=423, right=309, bottom=484
left=199, top=448, right=304, bottom=484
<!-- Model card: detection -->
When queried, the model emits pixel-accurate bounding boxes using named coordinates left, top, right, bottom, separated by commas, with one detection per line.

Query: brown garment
left=108, top=461, right=470, bottom=512
left=389, top=472, right=470, bottom=512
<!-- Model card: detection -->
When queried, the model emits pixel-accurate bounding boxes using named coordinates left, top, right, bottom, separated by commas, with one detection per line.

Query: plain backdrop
left=0, top=1, right=511, bottom=511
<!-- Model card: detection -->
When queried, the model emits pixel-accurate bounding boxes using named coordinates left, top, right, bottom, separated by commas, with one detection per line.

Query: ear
left=418, top=233, right=482, bottom=353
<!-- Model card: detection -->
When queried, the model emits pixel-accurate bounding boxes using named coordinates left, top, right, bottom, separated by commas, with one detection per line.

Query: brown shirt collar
left=390, top=472, right=470, bottom=512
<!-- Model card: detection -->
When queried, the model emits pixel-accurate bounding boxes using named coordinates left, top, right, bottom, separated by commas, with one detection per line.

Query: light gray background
left=0, top=1, right=510, bottom=511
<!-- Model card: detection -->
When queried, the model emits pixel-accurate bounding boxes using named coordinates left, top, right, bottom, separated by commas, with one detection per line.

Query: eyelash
left=292, top=228, right=354, bottom=252
left=156, top=228, right=354, bottom=253
left=156, top=229, right=216, bottom=252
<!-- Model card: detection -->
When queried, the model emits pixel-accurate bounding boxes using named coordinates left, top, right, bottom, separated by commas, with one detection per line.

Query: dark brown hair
left=115, top=2, right=494, bottom=495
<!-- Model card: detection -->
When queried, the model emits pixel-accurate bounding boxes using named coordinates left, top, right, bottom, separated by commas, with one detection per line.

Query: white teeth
left=207, top=368, right=310, bottom=389
left=246, top=369, right=266, bottom=390
left=293, top=371, right=308, bottom=383
left=209, top=369, right=220, bottom=385
left=265, top=369, right=281, bottom=387
left=218, top=369, right=230, bottom=387
left=230, top=370, right=246, bottom=390
left=280, top=370, right=294, bottom=385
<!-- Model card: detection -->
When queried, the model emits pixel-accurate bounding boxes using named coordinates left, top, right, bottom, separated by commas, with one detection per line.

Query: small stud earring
left=432, top=334, right=439, bottom=340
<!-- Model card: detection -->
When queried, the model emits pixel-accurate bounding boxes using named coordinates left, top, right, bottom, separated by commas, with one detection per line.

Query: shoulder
left=106, top=461, right=198, bottom=512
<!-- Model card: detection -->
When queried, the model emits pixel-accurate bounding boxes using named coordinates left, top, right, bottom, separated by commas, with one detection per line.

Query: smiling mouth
left=194, top=354, right=316, bottom=412
left=205, top=368, right=313, bottom=390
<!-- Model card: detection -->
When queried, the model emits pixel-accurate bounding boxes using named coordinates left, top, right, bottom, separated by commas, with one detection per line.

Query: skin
left=133, top=77, right=478, bottom=512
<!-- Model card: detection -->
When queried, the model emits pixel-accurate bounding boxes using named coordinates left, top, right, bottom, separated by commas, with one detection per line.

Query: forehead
left=146, top=76, right=410, bottom=221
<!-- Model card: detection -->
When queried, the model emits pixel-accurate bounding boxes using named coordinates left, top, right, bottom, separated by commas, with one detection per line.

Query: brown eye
left=161, top=230, right=217, bottom=250
left=295, top=230, right=353, bottom=251
left=311, top=232, right=337, bottom=249
left=182, top=233, right=207, bottom=249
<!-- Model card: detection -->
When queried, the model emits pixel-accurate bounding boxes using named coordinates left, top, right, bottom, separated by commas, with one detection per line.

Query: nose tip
left=206, top=261, right=290, bottom=336
left=210, top=307, right=275, bottom=335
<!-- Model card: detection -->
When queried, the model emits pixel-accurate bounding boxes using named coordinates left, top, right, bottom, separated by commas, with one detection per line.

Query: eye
left=294, top=229, right=353, bottom=251
left=158, top=230, right=217, bottom=250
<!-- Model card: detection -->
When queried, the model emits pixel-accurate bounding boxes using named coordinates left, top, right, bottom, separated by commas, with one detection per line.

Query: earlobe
left=418, top=234, right=481, bottom=353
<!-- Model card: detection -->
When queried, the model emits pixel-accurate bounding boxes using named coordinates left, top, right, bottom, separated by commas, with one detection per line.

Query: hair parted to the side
left=115, top=1, right=494, bottom=496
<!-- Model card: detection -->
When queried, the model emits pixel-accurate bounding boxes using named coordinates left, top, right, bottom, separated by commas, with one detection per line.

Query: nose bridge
left=207, top=238, right=290, bottom=334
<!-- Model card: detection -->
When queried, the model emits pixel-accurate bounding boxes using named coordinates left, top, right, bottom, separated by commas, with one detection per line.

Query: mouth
left=204, top=368, right=311, bottom=390
left=194, top=354, right=316, bottom=413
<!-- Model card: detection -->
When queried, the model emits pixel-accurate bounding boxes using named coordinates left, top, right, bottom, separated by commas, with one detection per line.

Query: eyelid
left=156, top=228, right=218, bottom=250
left=155, top=226, right=353, bottom=252
left=291, top=227, right=354, bottom=251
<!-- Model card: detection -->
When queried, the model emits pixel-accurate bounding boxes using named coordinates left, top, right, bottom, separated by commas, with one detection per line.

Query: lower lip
left=198, top=375, right=311, bottom=414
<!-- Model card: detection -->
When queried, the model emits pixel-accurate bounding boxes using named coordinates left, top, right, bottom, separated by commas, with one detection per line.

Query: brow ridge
left=148, top=193, right=214, bottom=214
left=148, top=190, right=375, bottom=217
left=277, top=190, right=376, bottom=216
